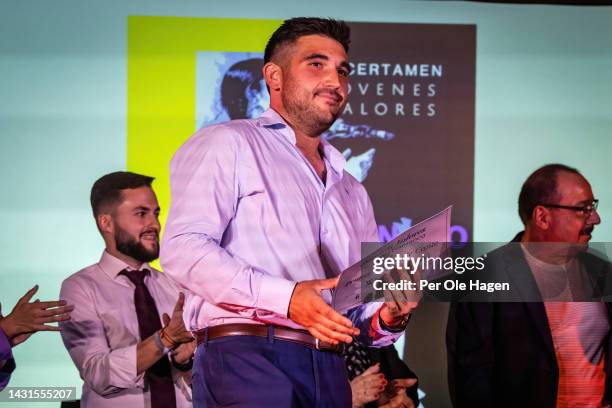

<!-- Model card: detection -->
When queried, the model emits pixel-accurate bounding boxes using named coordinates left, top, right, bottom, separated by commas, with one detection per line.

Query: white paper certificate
left=332, top=206, right=452, bottom=313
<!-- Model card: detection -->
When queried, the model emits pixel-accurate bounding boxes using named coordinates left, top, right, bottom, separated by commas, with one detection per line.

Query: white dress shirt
left=161, top=108, right=401, bottom=346
left=59, top=251, right=192, bottom=408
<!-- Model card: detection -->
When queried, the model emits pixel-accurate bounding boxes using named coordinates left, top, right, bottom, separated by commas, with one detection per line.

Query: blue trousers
left=192, top=332, right=352, bottom=407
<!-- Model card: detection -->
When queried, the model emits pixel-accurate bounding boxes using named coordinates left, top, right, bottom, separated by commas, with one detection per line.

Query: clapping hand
left=0, top=285, right=73, bottom=347
left=172, top=340, right=196, bottom=365
left=161, top=292, right=194, bottom=345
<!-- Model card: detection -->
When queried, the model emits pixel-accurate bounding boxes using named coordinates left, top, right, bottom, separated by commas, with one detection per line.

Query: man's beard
left=282, top=78, right=344, bottom=136
left=114, top=224, right=159, bottom=263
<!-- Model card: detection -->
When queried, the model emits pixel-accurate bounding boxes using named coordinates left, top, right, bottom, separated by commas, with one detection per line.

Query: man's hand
left=0, top=285, right=73, bottom=347
left=172, top=340, right=196, bottom=365
left=379, top=302, right=417, bottom=329
left=161, top=292, right=194, bottom=346
left=288, top=278, right=359, bottom=344
left=350, top=364, right=387, bottom=408
left=379, top=267, right=419, bottom=329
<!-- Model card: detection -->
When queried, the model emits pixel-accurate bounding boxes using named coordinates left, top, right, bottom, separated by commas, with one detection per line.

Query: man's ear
left=532, top=206, right=551, bottom=231
left=97, top=214, right=113, bottom=235
left=263, top=62, right=282, bottom=93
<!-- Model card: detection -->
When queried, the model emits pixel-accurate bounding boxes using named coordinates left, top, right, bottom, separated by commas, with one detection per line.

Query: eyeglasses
left=540, top=199, right=599, bottom=217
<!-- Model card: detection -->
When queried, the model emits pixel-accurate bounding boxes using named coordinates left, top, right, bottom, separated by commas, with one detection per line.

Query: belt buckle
left=315, top=338, right=344, bottom=353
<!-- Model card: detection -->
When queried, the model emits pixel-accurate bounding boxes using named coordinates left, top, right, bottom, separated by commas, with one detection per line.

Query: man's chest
left=236, top=137, right=354, bottom=214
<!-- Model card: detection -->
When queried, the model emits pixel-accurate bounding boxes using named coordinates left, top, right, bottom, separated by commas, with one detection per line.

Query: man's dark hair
left=518, top=163, right=581, bottom=225
left=90, top=171, right=154, bottom=218
left=264, top=17, right=350, bottom=64
left=221, top=58, right=265, bottom=119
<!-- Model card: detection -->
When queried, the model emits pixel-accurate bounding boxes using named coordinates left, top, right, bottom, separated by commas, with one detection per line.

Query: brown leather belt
left=194, top=323, right=344, bottom=353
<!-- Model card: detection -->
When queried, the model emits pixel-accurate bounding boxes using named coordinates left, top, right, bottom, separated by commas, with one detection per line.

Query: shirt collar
left=257, top=108, right=347, bottom=176
left=98, top=250, right=150, bottom=281
left=257, top=108, right=296, bottom=144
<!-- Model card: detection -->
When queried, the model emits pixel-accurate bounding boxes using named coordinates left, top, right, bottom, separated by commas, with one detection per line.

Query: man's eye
left=310, top=62, right=322, bottom=67
left=338, top=69, right=349, bottom=77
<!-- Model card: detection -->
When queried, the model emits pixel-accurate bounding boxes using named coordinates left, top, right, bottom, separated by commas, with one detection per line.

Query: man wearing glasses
left=447, top=164, right=612, bottom=408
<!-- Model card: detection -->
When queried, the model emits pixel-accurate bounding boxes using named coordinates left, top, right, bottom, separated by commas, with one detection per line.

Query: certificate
left=332, top=206, right=452, bottom=313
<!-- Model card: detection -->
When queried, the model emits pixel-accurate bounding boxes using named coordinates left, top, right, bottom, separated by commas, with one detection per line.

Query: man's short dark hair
left=518, top=163, right=581, bottom=225
left=90, top=171, right=154, bottom=218
left=264, top=17, right=350, bottom=64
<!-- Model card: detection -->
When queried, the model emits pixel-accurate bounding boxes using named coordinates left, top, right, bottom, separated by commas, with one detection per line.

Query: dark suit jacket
left=446, top=233, right=612, bottom=408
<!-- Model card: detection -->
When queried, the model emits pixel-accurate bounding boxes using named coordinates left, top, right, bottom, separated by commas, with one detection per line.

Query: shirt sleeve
left=160, top=125, right=296, bottom=318
left=347, top=185, right=405, bottom=346
left=0, top=328, right=15, bottom=391
left=59, top=277, right=145, bottom=396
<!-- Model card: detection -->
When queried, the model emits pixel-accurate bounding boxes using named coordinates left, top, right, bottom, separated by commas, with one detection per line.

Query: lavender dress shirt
left=161, top=109, right=401, bottom=346
left=0, top=328, right=15, bottom=391
left=59, top=251, right=192, bottom=408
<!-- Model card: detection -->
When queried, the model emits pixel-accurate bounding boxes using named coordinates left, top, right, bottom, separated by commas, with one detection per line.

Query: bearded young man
left=161, top=17, right=414, bottom=408
left=60, top=172, right=195, bottom=408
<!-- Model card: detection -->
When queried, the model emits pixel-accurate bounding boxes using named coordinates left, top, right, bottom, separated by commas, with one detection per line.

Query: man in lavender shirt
left=161, top=18, right=414, bottom=407
left=0, top=285, right=72, bottom=391
left=60, top=172, right=195, bottom=407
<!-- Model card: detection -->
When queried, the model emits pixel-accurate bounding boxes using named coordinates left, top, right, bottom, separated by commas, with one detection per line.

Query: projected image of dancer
left=220, top=58, right=270, bottom=120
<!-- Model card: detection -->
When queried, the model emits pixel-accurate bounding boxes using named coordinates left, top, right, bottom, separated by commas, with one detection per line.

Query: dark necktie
left=120, top=269, right=177, bottom=408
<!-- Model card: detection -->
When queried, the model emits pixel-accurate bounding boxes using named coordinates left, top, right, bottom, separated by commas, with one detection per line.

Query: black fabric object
left=370, top=345, right=419, bottom=407
left=120, top=269, right=176, bottom=408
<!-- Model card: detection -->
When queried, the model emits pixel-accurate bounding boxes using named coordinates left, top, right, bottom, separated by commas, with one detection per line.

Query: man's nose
left=147, top=213, right=161, bottom=230
left=323, top=67, right=342, bottom=88
left=589, top=208, right=602, bottom=225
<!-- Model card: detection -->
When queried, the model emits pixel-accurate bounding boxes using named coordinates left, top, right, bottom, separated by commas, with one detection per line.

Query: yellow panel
left=127, top=16, right=281, bottom=268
